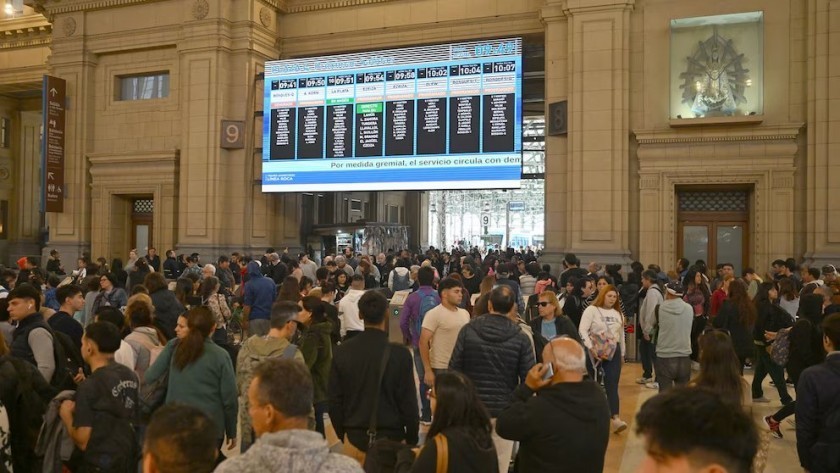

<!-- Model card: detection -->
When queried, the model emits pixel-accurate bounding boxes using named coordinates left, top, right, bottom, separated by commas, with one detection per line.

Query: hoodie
left=654, top=297, right=693, bottom=358
left=215, top=429, right=363, bottom=473
left=244, top=261, right=277, bottom=320
left=236, top=334, right=304, bottom=449
left=448, top=314, right=536, bottom=416
left=496, top=381, right=611, bottom=473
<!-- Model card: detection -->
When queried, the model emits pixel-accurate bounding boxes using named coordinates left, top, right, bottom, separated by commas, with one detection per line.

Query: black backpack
left=50, top=330, right=86, bottom=391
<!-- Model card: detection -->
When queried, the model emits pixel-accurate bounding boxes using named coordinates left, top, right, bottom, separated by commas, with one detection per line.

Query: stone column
left=538, top=0, right=569, bottom=276
left=44, top=14, right=95, bottom=261
left=563, top=0, right=634, bottom=266
left=803, top=0, right=840, bottom=265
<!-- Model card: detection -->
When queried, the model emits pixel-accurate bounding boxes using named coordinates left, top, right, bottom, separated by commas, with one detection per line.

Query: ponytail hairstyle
left=173, top=306, right=215, bottom=370
left=200, top=276, right=220, bottom=303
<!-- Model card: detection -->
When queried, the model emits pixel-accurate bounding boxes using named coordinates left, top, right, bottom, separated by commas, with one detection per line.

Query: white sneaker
left=645, top=381, right=659, bottom=390
left=691, top=361, right=700, bottom=371
left=636, top=377, right=653, bottom=384
left=611, top=417, right=628, bottom=434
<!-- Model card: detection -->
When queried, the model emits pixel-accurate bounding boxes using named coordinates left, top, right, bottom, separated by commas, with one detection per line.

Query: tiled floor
left=607, top=362, right=802, bottom=473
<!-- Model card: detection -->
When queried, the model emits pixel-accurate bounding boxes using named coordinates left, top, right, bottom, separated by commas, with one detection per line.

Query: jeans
left=638, top=336, right=656, bottom=379
left=601, top=345, right=623, bottom=417
left=751, top=345, right=792, bottom=404
left=412, top=347, right=431, bottom=422
left=314, top=401, right=329, bottom=437
left=654, top=356, right=691, bottom=393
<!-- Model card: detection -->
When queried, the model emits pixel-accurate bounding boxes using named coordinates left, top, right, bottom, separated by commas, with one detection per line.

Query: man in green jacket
left=236, top=301, right=305, bottom=452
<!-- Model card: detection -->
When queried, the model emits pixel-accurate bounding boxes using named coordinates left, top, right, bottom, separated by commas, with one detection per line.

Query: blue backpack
left=392, top=270, right=411, bottom=292
left=415, top=291, right=439, bottom=339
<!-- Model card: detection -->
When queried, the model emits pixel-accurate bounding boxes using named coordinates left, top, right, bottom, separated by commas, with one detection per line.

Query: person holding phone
left=496, top=336, right=611, bottom=473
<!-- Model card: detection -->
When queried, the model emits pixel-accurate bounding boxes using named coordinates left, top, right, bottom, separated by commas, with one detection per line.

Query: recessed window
left=0, top=118, right=9, bottom=148
left=118, top=72, right=170, bottom=101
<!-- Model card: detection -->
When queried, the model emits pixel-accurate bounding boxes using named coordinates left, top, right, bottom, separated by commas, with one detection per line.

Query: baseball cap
left=665, top=281, right=684, bottom=296
left=823, top=265, right=837, bottom=275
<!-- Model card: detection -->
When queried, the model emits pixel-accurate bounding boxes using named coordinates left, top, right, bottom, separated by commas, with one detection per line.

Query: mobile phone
left=543, top=362, right=554, bottom=380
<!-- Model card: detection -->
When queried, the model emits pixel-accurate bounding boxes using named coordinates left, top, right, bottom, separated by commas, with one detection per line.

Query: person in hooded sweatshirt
left=215, top=358, right=362, bottom=473
left=449, top=285, right=535, bottom=473
left=244, top=260, right=278, bottom=337
left=496, top=336, right=610, bottom=473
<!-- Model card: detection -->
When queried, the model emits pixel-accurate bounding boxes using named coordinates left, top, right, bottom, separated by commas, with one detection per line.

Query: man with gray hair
left=334, top=255, right=354, bottom=279
left=496, top=336, right=611, bottom=473
left=201, top=263, right=216, bottom=280
left=265, top=252, right=288, bottom=285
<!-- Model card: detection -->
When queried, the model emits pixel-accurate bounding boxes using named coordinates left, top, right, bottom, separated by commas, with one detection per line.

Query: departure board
left=262, top=38, right=523, bottom=192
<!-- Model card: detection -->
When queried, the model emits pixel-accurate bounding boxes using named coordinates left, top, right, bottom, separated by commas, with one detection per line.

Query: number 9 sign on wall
left=220, top=120, right=245, bottom=149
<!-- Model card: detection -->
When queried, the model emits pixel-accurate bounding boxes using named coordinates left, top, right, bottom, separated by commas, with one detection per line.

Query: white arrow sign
left=47, top=172, right=55, bottom=180
left=50, top=88, right=57, bottom=97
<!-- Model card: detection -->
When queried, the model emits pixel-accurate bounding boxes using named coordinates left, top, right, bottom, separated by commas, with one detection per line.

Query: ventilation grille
left=133, top=199, right=154, bottom=214
left=678, top=191, right=747, bottom=212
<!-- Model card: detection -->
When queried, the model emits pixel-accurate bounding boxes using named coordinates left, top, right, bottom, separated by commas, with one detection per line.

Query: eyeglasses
left=537, top=302, right=551, bottom=307
left=425, top=388, right=436, bottom=400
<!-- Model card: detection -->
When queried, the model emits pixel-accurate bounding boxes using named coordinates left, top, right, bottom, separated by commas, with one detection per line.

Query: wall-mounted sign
left=43, top=75, right=66, bottom=213
left=220, top=120, right=245, bottom=149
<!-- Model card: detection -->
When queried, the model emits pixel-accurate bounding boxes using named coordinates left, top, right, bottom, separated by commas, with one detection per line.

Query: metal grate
left=133, top=199, right=154, bottom=214
left=679, top=191, right=747, bottom=212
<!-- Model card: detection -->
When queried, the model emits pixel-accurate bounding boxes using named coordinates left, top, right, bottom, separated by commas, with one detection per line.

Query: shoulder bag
left=589, top=308, right=618, bottom=361
left=364, top=344, right=414, bottom=473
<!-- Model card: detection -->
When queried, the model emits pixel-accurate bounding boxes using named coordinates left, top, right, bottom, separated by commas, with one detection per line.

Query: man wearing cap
left=651, top=282, right=694, bottom=393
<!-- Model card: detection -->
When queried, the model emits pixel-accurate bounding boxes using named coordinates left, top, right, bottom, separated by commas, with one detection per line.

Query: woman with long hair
left=297, top=295, right=333, bottom=437
left=578, top=284, right=627, bottom=433
left=144, top=307, right=237, bottom=461
left=563, top=277, right=594, bottom=329
left=777, top=277, right=800, bottom=320
left=751, top=282, right=793, bottom=404
left=683, top=267, right=711, bottom=364
left=472, top=275, right=498, bottom=317
left=713, top=279, right=757, bottom=372
left=691, top=330, right=750, bottom=408
left=333, top=271, right=350, bottom=302
left=402, top=371, right=497, bottom=472
left=710, top=274, right=733, bottom=318
left=174, top=277, right=200, bottom=309
left=763, top=294, right=826, bottom=438
left=277, top=276, right=302, bottom=303
left=201, top=276, right=231, bottom=347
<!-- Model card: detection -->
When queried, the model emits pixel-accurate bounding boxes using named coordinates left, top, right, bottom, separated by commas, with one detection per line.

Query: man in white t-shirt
left=419, top=278, right=471, bottom=388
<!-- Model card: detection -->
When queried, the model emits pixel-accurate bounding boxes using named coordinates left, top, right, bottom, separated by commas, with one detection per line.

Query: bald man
left=496, top=337, right=611, bottom=473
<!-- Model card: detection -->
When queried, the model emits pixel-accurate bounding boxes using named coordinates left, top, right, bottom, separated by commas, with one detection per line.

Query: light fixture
left=4, top=2, right=14, bottom=15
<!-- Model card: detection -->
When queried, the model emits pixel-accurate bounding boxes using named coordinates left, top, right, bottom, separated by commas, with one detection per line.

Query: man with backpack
left=236, top=301, right=305, bottom=453
left=650, top=282, right=694, bottom=393
left=796, top=313, right=840, bottom=473
left=399, top=266, right=440, bottom=424
left=59, top=321, right=139, bottom=472
left=637, top=270, right=663, bottom=388
left=388, top=258, right=412, bottom=293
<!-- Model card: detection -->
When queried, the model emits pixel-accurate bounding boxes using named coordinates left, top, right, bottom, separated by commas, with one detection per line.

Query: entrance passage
left=677, top=188, right=749, bottom=275
left=131, top=198, right=153, bottom=252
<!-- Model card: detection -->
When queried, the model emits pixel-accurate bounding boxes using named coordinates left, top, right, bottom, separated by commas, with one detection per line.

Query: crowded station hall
left=1, top=0, right=840, bottom=472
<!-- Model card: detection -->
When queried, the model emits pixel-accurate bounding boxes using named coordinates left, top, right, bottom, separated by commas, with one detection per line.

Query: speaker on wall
left=547, top=100, right=567, bottom=136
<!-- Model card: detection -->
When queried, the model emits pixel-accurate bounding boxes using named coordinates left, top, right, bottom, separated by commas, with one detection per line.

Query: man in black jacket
left=796, top=313, right=840, bottom=473
left=496, top=336, right=610, bottom=473
left=328, top=290, right=418, bottom=465
left=449, top=285, right=535, bottom=473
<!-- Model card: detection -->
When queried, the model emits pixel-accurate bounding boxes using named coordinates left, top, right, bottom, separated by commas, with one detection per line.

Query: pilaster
left=564, top=0, right=634, bottom=264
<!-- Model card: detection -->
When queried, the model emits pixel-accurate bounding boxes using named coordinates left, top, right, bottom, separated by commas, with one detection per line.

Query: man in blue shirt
left=244, top=261, right=277, bottom=336
left=399, top=266, right=440, bottom=423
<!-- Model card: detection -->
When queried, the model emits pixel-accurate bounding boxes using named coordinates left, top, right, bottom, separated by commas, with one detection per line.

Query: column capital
left=562, top=0, right=634, bottom=16
left=540, top=3, right=567, bottom=24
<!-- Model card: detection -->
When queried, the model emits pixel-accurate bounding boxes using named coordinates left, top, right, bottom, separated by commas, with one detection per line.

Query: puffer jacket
left=214, top=429, right=362, bottom=473
left=449, top=314, right=535, bottom=416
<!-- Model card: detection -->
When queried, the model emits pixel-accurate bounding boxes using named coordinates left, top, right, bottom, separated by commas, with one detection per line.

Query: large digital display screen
left=262, top=38, right=523, bottom=192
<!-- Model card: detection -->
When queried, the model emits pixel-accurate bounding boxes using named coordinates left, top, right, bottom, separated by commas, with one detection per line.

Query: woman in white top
left=579, top=284, right=627, bottom=434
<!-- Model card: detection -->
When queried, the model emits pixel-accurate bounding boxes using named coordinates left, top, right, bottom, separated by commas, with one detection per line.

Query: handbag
left=589, top=308, right=618, bottom=361
left=434, top=434, right=449, bottom=473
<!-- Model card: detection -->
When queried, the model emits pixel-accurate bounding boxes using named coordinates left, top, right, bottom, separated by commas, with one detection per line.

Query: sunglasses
left=537, top=302, right=551, bottom=307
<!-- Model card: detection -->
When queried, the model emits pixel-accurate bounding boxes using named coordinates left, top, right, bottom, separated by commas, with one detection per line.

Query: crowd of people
left=0, top=245, right=838, bottom=473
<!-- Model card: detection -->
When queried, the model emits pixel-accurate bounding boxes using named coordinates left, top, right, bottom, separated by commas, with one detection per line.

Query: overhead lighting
left=4, top=2, right=14, bottom=14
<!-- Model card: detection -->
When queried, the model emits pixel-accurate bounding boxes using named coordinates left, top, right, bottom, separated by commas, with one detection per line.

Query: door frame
left=676, top=187, right=752, bottom=272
